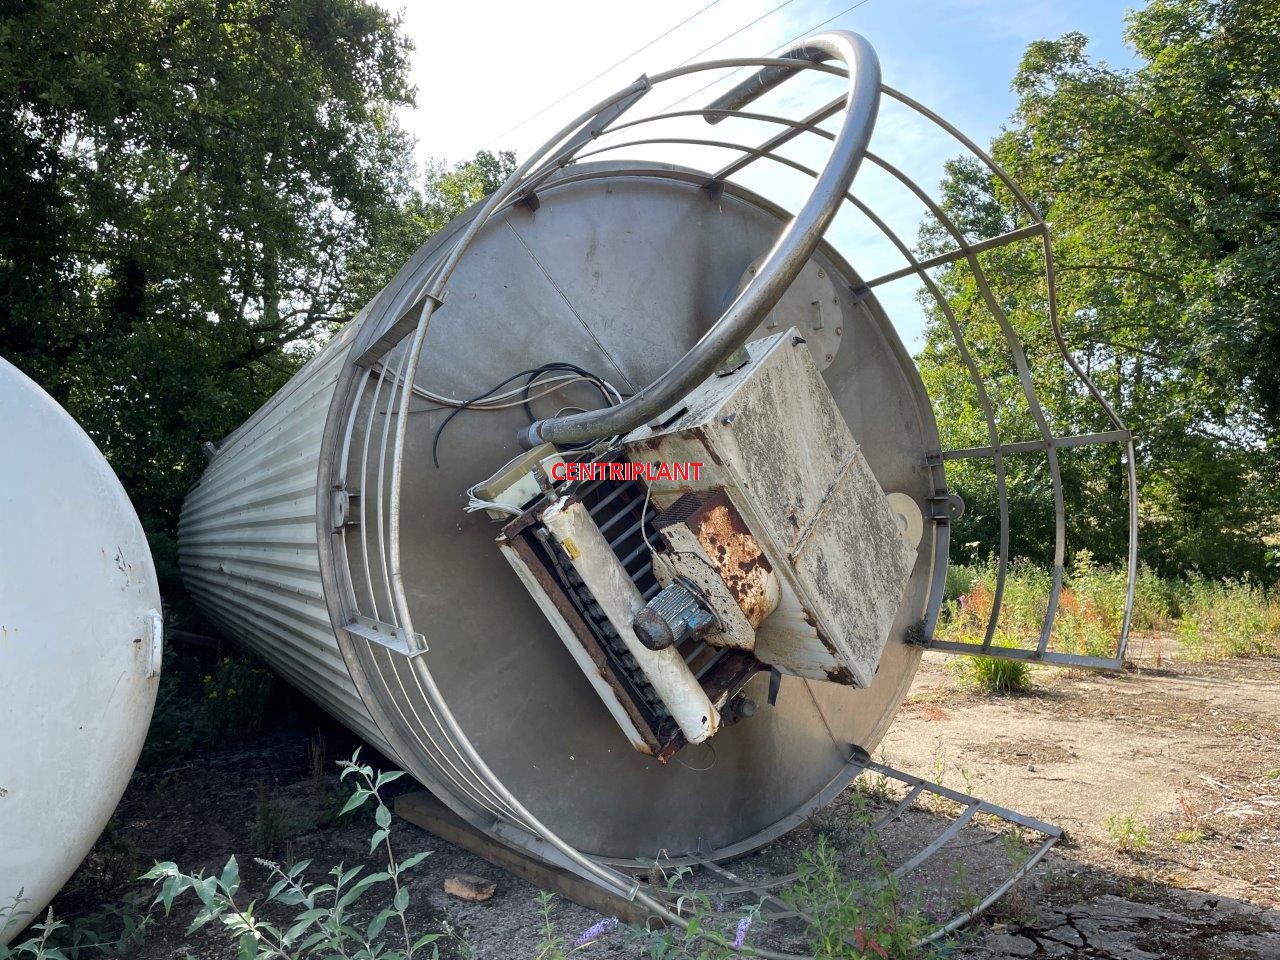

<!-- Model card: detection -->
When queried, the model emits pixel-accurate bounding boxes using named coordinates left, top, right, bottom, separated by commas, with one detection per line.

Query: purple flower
left=732, top=915, right=753, bottom=950
left=574, top=916, right=619, bottom=947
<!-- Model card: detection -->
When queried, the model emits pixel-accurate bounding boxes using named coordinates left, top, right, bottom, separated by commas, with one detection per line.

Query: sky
left=372, top=0, right=1144, bottom=350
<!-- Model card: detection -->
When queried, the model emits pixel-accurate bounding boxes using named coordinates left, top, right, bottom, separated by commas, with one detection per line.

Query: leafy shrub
left=950, top=655, right=1033, bottom=695
left=1103, top=814, right=1150, bottom=853
left=943, top=564, right=976, bottom=605
left=143, top=750, right=442, bottom=960
left=0, top=892, right=150, bottom=959
left=1175, top=577, right=1279, bottom=659
left=940, top=555, right=1278, bottom=663
left=201, top=655, right=277, bottom=740
left=783, top=835, right=934, bottom=959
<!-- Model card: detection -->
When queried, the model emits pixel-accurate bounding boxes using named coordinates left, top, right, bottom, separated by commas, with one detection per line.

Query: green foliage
left=142, top=645, right=305, bottom=767
left=89, top=824, right=142, bottom=893
left=531, top=892, right=569, bottom=960
left=0, top=891, right=150, bottom=959
left=307, top=736, right=346, bottom=830
left=202, top=655, right=277, bottom=740
left=249, top=740, right=348, bottom=856
left=942, top=563, right=975, bottom=605
left=0, top=0, right=417, bottom=586
left=1174, top=576, right=1280, bottom=658
left=951, top=655, right=1033, bottom=695
left=342, top=150, right=515, bottom=307
left=940, top=558, right=1278, bottom=661
left=0, top=0, right=515, bottom=593
left=570, top=795, right=939, bottom=959
left=918, top=0, right=1280, bottom=583
left=1103, top=814, right=1150, bottom=853
left=142, top=749, right=440, bottom=960
left=137, top=640, right=200, bottom=767
left=250, top=784, right=300, bottom=859
left=614, top=870, right=759, bottom=959
left=782, top=835, right=933, bottom=959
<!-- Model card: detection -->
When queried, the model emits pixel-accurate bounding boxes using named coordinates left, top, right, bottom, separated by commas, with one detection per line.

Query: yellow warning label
left=562, top=537, right=581, bottom=560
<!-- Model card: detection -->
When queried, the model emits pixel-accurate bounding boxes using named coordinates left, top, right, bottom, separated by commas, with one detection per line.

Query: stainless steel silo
left=179, top=30, right=1137, bottom=937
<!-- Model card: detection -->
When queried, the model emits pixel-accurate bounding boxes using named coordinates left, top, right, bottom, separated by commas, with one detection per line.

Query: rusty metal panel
left=497, top=534, right=665, bottom=757
left=654, top=489, right=779, bottom=634
left=625, top=328, right=918, bottom=688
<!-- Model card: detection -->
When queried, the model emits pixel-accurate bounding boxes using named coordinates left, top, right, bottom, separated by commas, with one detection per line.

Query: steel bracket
left=331, top=487, right=360, bottom=533
left=715, top=344, right=750, bottom=377
left=344, top=615, right=427, bottom=657
left=848, top=282, right=872, bottom=306
left=145, top=609, right=164, bottom=678
left=926, top=491, right=965, bottom=522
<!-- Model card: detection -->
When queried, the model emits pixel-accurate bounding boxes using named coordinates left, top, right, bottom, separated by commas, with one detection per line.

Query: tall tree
left=0, top=0, right=513, bottom=585
left=917, top=0, right=1278, bottom=581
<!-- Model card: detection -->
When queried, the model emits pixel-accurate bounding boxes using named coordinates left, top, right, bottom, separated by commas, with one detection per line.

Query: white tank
left=0, top=357, right=162, bottom=945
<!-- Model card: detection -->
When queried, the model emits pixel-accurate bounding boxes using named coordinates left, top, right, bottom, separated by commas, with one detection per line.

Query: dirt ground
left=883, top=652, right=1280, bottom=959
left=39, top=649, right=1280, bottom=958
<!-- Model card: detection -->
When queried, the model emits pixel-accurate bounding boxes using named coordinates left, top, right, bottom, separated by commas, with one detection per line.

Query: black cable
left=518, top=362, right=613, bottom=424
left=430, top=363, right=617, bottom=468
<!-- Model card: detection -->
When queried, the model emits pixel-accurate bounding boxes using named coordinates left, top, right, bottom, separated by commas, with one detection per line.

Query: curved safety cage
left=181, top=30, right=1137, bottom=956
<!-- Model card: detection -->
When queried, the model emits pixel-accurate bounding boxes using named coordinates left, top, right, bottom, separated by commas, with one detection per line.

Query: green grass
left=1175, top=577, right=1280, bottom=658
left=1103, top=814, right=1150, bottom=853
left=938, top=556, right=1279, bottom=663
left=951, top=655, right=1034, bottom=694
left=781, top=832, right=936, bottom=959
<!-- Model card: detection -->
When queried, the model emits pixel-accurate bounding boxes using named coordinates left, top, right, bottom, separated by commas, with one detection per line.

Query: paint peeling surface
left=655, top=489, right=779, bottom=631
left=691, top=500, right=776, bottom=628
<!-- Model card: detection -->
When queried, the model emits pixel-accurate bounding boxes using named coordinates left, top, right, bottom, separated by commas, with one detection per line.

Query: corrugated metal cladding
left=178, top=326, right=390, bottom=755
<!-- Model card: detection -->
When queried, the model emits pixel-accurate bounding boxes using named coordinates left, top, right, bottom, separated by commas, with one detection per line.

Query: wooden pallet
left=393, top=791, right=653, bottom=926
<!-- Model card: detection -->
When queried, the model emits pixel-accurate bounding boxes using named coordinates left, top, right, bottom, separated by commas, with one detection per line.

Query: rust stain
left=689, top=425, right=725, bottom=467
left=824, top=664, right=855, bottom=685
left=700, top=650, right=760, bottom=709
left=802, top=607, right=848, bottom=671
left=690, top=499, right=775, bottom=627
